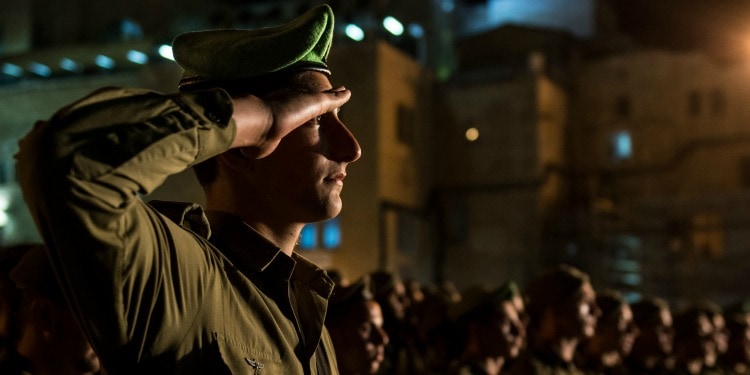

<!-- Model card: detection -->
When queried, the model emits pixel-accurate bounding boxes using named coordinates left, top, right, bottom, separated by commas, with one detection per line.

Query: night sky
left=613, top=0, right=750, bottom=62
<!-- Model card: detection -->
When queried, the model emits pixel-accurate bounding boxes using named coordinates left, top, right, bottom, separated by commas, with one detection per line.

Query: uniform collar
left=205, top=210, right=334, bottom=298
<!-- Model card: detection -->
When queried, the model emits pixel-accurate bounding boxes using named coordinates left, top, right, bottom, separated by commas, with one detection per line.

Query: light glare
left=465, top=127, right=479, bottom=141
left=345, top=24, right=365, bottom=41
left=383, top=16, right=404, bottom=36
left=158, top=45, right=174, bottom=61
left=408, top=23, right=425, bottom=38
left=60, top=58, right=82, bottom=72
left=127, top=50, right=149, bottom=64
left=95, top=55, right=115, bottom=69
left=2, top=63, right=23, bottom=77
left=28, top=62, right=51, bottom=77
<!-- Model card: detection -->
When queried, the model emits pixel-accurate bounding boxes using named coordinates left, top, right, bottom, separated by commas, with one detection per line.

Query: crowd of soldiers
left=2, top=242, right=748, bottom=375
left=324, top=264, right=749, bottom=375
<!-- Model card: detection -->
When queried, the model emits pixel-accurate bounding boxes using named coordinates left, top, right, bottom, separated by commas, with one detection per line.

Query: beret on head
left=448, top=281, right=520, bottom=322
left=173, top=4, right=334, bottom=88
left=525, top=264, right=589, bottom=318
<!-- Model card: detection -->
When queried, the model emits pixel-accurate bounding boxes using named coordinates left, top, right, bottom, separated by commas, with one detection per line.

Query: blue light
left=621, top=273, right=642, bottom=286
left=408, top=23, right=425, bottom=38
left=383, top=16, right=404, bottom=36
left=322, top=218, right=341, bottom=249
left=1, top=63, right=23, bottom=77
left=345, top=24, right=365, bottom=41
left=95, top=55, right=115, bottom=69
left=59, top=58, right=83, bottom=72
left=28, top=62, right=51, bottom=77
left=120, top=18, right=144, bottom=39
left=158, top=45, right=174, bottom=61
left=623, top=291, right=642, bottom=303
left=441, top=0, right=455, bottom=12
left=611, top=130, right=632, bottom=160
left=299, top=224, right=317, bottom=249
left=127, top=50, right=149, bottom=64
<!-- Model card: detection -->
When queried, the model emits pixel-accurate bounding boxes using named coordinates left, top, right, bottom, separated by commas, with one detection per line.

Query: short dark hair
left=631, top=297, right=670, bottom=328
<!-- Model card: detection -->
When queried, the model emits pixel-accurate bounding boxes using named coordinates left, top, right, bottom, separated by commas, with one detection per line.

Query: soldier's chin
left=323, top=201, right=343, bottom=219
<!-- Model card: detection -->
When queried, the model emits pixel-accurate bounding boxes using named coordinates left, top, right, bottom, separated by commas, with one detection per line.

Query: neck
left=206, top=199, right=303, bottom=257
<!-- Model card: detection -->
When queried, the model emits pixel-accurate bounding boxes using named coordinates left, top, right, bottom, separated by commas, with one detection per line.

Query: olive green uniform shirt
left=15, top=87, right=339, bottom=374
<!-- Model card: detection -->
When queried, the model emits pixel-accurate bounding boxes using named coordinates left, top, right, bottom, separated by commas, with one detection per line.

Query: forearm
left=18, top=86, right=233, bottom=217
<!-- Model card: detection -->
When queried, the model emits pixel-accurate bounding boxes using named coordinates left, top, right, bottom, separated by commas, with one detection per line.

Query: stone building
left=563, top=49, right=750, bottom=306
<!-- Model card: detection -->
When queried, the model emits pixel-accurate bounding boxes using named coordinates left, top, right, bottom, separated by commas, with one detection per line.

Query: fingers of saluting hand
left=229, top=87, right=351, bottom=157
left=268, top=86, right=350, bottom=134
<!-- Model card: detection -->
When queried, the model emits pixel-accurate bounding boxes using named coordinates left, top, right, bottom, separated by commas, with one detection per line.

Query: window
left=610, top=130, right=632, bottom=161
left=298, top=218, right=341, bottom=250
left=321, top=218, right=342, bottom=249
left=298, top=224, right=318, bottom=249
left=691, top=214, right=724, bottom=258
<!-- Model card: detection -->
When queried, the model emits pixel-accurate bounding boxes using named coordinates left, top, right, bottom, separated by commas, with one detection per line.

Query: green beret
left=173, top=4, right=335, bottom=88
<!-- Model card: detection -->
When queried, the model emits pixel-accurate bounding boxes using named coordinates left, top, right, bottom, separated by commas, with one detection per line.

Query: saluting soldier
left=15, top=4, right=359, bottom=374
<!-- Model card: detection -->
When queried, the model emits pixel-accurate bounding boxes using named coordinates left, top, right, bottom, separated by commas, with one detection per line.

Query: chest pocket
left=214, top=332, right=287, bottom=375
